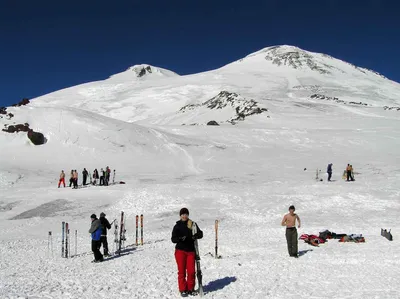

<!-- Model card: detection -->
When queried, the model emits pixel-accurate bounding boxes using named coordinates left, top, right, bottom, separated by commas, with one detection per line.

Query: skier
left=171, top=208, right=203, bottom=297
left=89, top=214, right=104, bottom=263
left=58, top=170, right=66, bottom=188
left=281, top=205, right=301, bottom=258
left=69, top=170, right=74, bottom=187
left=82, top=168, right=88, bottom=186
left=99, top=212, right=112, bottom=257
left=327, top=163, right=333, bottom=181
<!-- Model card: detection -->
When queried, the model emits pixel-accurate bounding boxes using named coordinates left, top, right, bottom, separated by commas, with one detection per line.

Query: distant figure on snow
left=346, top=164, right=354, bottom=181
left=106, top=166, right=111, bottom=185
left=350, top=164, right=355, bottom=181
left=58, top=170, right=66, bottom=188
left=73, top=170, right=79, bottom=189
left=281, top=205, right=301, bottom=258
left=100, top=168, right=105, bottom=186
left=93, top=169, right=99, bottom=185
left=69, top=170, right=74, bottom=187
left=171, top=208, right=203, bottom=297
left=99, top=212, right=112, bottom=257
left=82, top=168, right=88, bottom=186
left=89, top=214, right=104, bottom=263
left=327, top=163, right=333, bottom=181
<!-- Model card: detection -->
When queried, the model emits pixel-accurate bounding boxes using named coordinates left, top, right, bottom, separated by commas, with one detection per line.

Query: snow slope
left=1, top=45, right=400, bottom=299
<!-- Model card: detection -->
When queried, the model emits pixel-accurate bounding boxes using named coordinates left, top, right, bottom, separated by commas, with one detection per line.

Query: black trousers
left=69, top=178, right=73, bottom=187
left=91, top=240, right=103, bottom=261
left=286, top=228, right=298, bottom=256
left=100, top=236, right=109, bottom=255
left=328, top=172, right=332, bottom=181
left=347, top=171, right=353, bottom=181
left=83, top=175, right=87, bottom=185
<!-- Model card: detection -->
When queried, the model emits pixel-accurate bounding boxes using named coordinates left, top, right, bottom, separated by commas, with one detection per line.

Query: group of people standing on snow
left=88, top=206, right=301, bottom=297
left=326, top=163, right=355, bottom=182
left=58, top=166, right=114, bottom=188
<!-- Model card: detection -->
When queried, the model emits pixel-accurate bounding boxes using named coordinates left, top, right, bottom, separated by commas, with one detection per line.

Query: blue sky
left=0, top=0, right=398, bottom=107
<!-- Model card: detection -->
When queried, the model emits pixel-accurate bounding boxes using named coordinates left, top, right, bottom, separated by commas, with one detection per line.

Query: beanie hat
left=90, top=214, right=97, bottom=219
left=179, top=208, right=189, bottom=216
left=100, top=212, right=106, bottom=217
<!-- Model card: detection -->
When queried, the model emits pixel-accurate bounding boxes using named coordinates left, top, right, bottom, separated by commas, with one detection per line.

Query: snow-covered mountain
left=1, top=45, right=400, bottom=299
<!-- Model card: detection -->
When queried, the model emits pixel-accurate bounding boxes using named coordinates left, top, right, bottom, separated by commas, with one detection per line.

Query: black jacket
left=100, top=216, right=111, bottom=235
left=171, top=220, right=203, bottom=252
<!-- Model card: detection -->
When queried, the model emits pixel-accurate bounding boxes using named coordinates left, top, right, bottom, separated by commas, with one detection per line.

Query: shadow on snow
left=298, top=249, right=313, bottom=256
left=204, top=276, right=237, bottom=294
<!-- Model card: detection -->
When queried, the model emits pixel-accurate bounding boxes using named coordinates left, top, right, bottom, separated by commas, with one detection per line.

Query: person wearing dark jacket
left=327, top=163, right=333, bottom=181
left=93, top=169, right=99, bottom=185
left=82, top=168, right=88, bottom=186
left=99, top=212, right=112, bottom=256
left=89, top=214, right=104, bottom=262
left=171, top=208, right=203, bottom=297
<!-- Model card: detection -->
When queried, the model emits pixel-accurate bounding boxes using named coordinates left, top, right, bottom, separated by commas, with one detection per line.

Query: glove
left=179, top=236, right=186, bottom=241
left=192, top=233, right=199, bottom=240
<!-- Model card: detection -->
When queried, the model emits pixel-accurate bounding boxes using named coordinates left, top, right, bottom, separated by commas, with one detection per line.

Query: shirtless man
left=281, top=205, right=301, bottom=258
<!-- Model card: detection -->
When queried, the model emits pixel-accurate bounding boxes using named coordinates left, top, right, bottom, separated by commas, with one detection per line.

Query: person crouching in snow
left=171, top=208, right=203, bottom=297
left=89, top=214, right=104, bottom=263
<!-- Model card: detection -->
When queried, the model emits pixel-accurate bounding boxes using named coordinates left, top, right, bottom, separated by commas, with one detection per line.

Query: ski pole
left=65, top=223, right=69, bottom=258
left=135, top=215, right=139, bottom=246
left=75, top=230, right=77, bottom=257
left=48, top=231, right=52, bottom=257
left=140, top=214, right=143, bottom=245
left=61, top=222, right=65, bottom=258
left=50, top=231, right=53, bottom=257
left=215, top=220, right=218, bottom=259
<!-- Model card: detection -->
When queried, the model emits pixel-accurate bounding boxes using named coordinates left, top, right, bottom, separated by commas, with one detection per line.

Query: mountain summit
left=235, top=45, right=387, bottom=79
left=108, top=64, right=179, bottom=81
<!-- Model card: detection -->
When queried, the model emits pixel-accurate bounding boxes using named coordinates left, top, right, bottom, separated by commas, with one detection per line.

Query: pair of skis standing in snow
left=171, top=208, right=204, bottom=297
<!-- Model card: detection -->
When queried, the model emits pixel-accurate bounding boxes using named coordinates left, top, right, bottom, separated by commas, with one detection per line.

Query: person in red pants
left=171, top=208, right=203, bottom=297
left=58, top=170, right=66, bottom=188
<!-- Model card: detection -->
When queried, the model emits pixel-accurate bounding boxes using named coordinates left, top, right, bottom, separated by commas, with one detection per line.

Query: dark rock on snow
left=207, top=121, right=220, bottom=126
left=27, top=129, right=46, bottom=145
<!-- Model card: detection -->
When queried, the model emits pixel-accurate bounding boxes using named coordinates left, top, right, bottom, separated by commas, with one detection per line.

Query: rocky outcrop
left=383, top=106, right=400, bottom=111
left=27, top=129, right=46, bottom=145
left=0, top=107, right=14, bottom=119
left=207, top=121, right=219, bottom=126
left=2, top=123, right=30, bottom=133
left=137, top=66, right=153, bottom=77
left=310, top=94, right=368, bottom=106
left=180, top=91, right=269, bottom=124
left=2, top=123, right=46, bottom=145
left=263, top=47, right=332, bottom=75
left=11, top=98, right=30, bottom=107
